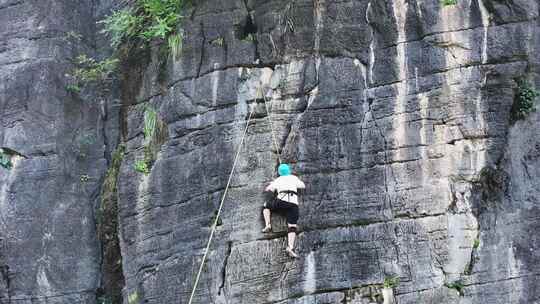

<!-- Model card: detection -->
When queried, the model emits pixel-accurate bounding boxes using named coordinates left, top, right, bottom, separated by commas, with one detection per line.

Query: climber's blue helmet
left=278, top=163, right=291, bottom=176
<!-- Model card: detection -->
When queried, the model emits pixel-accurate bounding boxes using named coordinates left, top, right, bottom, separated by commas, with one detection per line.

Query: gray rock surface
left=0, top=0, right=120, bottom=303
left=1, top=0, right=540, bottom=304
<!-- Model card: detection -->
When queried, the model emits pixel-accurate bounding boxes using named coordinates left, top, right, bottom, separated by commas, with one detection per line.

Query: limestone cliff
left=1, top=0, right=539, bottom=304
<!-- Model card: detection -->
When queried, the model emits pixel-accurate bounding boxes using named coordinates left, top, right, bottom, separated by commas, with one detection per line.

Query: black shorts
left=264, top=199, right=299, bottom=225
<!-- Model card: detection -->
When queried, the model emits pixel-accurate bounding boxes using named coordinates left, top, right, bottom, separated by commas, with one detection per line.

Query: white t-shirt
left=266, top=175, right=306, bottom=204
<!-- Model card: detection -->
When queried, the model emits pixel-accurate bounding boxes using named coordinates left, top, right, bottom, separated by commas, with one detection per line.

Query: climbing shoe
left=286, top=247, right=298, bottom=258
left=262, top=225, right=272, bottom=233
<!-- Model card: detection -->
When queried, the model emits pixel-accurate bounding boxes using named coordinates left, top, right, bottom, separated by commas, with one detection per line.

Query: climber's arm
left=265, top=181, right=276, bottom=192
left=296, top=178, right=305, bottom=189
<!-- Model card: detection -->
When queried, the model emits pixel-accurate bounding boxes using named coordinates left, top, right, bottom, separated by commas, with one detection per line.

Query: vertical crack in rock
left=240, top=0, right=260, bottom=61
left=355, top=57, right=371, bottom=172
left=464, top=232, right=479, bottom=276
left=365, top=0, right=375, bottom=86
left=281, top=61, right=320, bottom=161
left=197, top=22, right=206, bottom=78
left=0, top=240, right=11, bottom=304
left=477, top=0, right=491, bottom=64
left=100, top=100, right=113, bottom=165
left=313, top=0, right=325, bottom=56
left=463, top=166, right=508, bottom=277
left=96, top=145, right=126, bottom=304
left=251, top=19, right=261, bottom=62
left=280, top=122, right=295, bottom=162
left=368, top=104, right=394, bottom=215
left=218, top=241, right=233, bottom=296
left=448, top=181, right=460, bottom=214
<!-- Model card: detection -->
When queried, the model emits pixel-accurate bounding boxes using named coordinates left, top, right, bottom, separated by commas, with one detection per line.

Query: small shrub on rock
left=511, top=79, right=539, bottom=123
left=0, top=152, right=12, bottom=170
left=383, top=276, right=400, bottom=289
left=134, top=160, right=150, bottom=174
left=445, top=280, right=465, bottom=296
left=99, top=0, right=192, bottom=53
left=442, top=0, right=458, bottom=6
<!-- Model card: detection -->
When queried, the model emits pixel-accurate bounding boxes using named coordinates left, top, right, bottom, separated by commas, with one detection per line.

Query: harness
left=278, top=190, right=298, bottom=202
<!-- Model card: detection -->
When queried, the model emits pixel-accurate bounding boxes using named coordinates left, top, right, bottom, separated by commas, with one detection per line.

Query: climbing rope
left=187, top=85, right=283, bottom=304
left=261, top=87, right=282, bottom=164
left=187, top=104, right=255, bottom=304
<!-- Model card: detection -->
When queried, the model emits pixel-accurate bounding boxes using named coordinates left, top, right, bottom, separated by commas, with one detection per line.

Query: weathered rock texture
left=1, top=0, right=540, bottom=304
left=0, top=0, right=120, bottom=303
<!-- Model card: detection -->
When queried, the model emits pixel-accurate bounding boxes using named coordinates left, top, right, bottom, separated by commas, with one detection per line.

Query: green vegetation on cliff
left=0, top=151, right=12, bottom=170
left=100, top=0, right=191, bottom=54
left=511, top=79, right=539, bottom=123
left=442, top=0, right=458, bottom=6
left=67, top=0, right=191, bottom=93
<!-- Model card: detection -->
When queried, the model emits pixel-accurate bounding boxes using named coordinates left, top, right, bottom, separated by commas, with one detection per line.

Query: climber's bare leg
left=286, top=224, right=298, bottom=258
left=262, top=208, right=272, bottom=232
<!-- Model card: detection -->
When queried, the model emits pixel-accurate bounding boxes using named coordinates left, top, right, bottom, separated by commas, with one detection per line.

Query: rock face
left=0, top=0, right=120, bottom=303
left=1, top=0, right=540, bottom=304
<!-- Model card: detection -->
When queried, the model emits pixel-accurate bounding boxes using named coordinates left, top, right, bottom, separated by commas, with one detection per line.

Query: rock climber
left=262, top=163, right=305, bottom=258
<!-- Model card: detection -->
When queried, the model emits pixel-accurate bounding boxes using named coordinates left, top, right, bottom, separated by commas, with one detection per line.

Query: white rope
left=260, top=88, right=282, bottom=164
left=187, top=106, right=255, bottom=304
left=187, top=85, right=283, bottom=304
